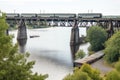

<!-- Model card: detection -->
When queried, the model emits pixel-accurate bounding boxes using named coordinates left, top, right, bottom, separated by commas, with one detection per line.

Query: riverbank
left=91, top=53, right=113, bottom=76
left=74, top=51, right=104, bottom=66
left=74, top=50, right=113, bottom=76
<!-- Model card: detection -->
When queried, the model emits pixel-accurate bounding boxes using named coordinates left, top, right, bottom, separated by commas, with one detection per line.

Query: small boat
left=30, top=35, right=40, bottom=38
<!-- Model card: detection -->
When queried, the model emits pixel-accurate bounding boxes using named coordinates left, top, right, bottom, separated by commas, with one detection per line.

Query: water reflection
left=70, top=45, right=80, bottom=60
left=17, top=39, right=27, bottom=53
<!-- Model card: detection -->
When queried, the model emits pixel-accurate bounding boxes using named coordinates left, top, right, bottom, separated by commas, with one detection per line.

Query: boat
left=30, top=35, right=40, bottom=38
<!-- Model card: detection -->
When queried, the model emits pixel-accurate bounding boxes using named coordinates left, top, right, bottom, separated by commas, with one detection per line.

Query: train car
left=54, top=13, right=76, bottom=18
left=78, top=13, right=102, bottom=18
left=102, top=15, right=120, bottom=18
left=21, top=13, right=37, bottom=18
left=6, top=13, right=19, bottom=18
left=37, top=14, right=54, bottom=18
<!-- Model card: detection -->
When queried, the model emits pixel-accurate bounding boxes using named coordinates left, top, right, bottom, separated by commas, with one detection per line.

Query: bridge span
left=5, top=13, right=120, bottom=45
left=6, top=13, right=120, bottom=28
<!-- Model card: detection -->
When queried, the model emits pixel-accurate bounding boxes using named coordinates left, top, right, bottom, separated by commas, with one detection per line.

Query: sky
left=0, top=0, right=120, bottom=15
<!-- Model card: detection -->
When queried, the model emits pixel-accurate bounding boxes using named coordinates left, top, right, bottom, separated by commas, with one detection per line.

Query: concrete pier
left=107, top=20, right=114, bottom=38
left=17, top=19, right=27, bottom=40
left=70, top=19, right=79, bottom=46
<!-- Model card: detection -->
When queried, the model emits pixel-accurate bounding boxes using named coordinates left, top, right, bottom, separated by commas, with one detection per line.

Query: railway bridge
left=5, top=13, right=120, bottom=46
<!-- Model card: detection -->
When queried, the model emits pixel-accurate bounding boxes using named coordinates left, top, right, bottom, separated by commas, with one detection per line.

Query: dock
left=74, top=51, right=105, bottom=67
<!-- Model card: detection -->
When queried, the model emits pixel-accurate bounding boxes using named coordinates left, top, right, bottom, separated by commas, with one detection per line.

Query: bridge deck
left=6, top=17, right=120, bottom=22
left=74, top=51, right=104, bottom=67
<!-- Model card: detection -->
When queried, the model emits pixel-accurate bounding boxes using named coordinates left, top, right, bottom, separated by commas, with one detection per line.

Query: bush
left=88, top=51, right=95, bottom=55
left=63, top=64, right=103, bottom=80
left=80, top=64, right=102, bottom=80
left=115, top=61, right=120, bottom=72
left=105, top=70, right=120, bottom=80
left=63, top=71, right=91, bottom=80
left=87, top=26, right=107, bottom=51
left=105, top=61, right=120, bottom=80
left=75, top=50, right=85, bottom=59
left=104, top=31, right=120, bottom=63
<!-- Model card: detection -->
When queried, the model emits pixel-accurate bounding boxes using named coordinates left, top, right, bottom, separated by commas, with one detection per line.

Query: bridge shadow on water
left=70, top=45, right=80, bottom=60
left=17, top=39, right=27, bottom=53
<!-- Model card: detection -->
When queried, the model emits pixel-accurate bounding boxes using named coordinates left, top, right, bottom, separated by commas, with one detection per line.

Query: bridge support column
left=17, top=19, right=27, bottom=40
left=70, top=19, right=79, bottom=46
left=107, top=20, right=114, bottom=38
left=118, top=21, right=120, bottom=30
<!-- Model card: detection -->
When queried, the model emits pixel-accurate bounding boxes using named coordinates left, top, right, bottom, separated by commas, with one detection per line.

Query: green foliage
left=0, top=12, right=47, bottom=80
left=63, top=68, right=91, bottom=80
left=87, top=26, right=107, bottom=51
left=88, top=46, right=95, bottom=55
left=63, top=64, right=103, bottom=80
left=63, top=71, right=91, bottom=80
left=104, top=47, right=119, bottom=63
left=115, top=61, right=120, bottom=72
left=105, top=61, right=120, bottom=80
left=88, top=51, right=94, bottom=55
left=104, top=31, right=120, bottom=63
left=80, top=64, right=102, bottom=80
left=105, top=70, right=120, bottom=80
left=75, top=50, right=85, bottom=59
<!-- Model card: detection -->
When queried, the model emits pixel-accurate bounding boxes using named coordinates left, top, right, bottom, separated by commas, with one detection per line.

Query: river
left=10, top=27, right=89, bottom=80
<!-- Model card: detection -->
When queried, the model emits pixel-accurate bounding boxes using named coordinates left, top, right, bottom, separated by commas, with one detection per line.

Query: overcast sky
left=0, top=0, right=120, bottom=15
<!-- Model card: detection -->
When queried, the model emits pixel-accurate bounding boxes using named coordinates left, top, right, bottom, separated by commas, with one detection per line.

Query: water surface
left=10, top=27, right=88, bottom=80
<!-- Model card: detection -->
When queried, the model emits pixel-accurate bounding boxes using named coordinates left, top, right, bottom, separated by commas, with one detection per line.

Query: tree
left=0, top=13, right=48, bottom=79
left=87, top=26, right=107, bottom=51
left=104, top=31, right=120, bottom=63
left=63, top=64, right=103, bottom=80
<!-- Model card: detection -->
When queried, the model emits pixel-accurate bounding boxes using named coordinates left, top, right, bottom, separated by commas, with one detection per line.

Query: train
left=6, top=13, right=102, bottom=18
left=21, top=13, right=37, bottom=18
left=37, top=14, right=54, bottom=18
left=102, top=15, right=120, bottom=18
left=6, top=13, right=76, bottom=18
left=54, top=13, right=76, bottom=18
left=6, top=13, right=19, bottom=18
left=78, top=13, right=102, bottom=18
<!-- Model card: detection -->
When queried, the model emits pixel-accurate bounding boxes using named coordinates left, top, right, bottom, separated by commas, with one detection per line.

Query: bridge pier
left=70, top=19, right=79, bottom=46
left=70, top=45, right=79, bottom=60
left=107, top=20, right=114, bottom=38
left=116, top=21, right=120, bottom=31
left=17, top=19, right=27, bottom=40
left=118, top=21, right=120, bottom=30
